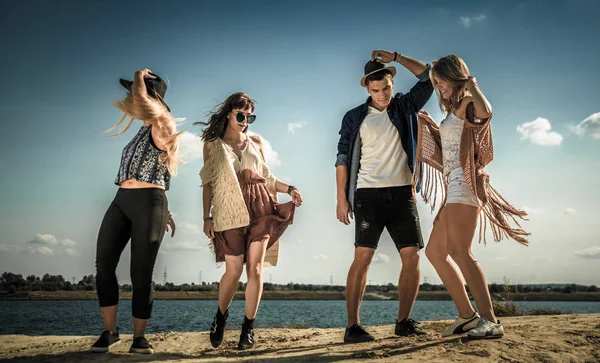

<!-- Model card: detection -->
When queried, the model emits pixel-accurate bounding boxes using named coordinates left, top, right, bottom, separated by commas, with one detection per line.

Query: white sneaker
left=467, top=318, right=504, bottom=339
left=442, top=313, right=481, bottom=337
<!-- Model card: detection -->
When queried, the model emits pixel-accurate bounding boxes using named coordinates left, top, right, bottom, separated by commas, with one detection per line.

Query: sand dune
left=1, top=314, right=599, bottom=362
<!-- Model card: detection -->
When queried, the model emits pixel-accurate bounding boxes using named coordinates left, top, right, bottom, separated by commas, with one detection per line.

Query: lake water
left=1, top=300, right=599, bottom=336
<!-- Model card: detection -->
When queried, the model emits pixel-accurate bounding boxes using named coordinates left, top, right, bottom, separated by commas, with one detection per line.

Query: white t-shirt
left=357, top=106, right=413, bottom=189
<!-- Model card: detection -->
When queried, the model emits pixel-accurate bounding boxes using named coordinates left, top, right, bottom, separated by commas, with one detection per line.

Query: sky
left=0, top=0, right=599, bottom=287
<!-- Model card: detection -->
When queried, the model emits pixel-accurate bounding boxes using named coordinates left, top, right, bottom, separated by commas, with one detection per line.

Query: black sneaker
left=237, top=316, right=255, bottom=350
left=209, top=308, right=229, bottom=348
left=129, top=336, right=154, bottom=354
left=343, top=324, right=375, bottom=343
left=395, top=318, right=427, bottom=336
left=90, top=329, right=120, bottom=353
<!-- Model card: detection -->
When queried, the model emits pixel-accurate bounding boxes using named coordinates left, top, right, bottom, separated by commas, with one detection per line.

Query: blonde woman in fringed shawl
left=91, top=69, right=182, bottom=355
left=415, top=55, right=528, bottom=339
left=196, top=92, right=302, bottom=350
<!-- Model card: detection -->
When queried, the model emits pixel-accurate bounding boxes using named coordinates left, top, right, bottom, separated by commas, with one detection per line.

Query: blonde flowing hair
left=106, top=92, right=184, bottom=176
left=430, top=55, right=472, bottom=115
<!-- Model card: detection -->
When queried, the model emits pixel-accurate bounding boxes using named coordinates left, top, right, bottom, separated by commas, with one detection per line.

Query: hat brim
left=360, top=66, right=397, bottom=87
left=119, top=78, right=171, bottom=112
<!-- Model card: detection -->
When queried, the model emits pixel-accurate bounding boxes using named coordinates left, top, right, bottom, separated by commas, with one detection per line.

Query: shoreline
left=2, top=290, right=600, bottom=301
left=1, top=314, right=598, bottom=362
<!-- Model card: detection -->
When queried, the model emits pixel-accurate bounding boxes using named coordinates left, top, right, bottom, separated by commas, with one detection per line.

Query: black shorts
left=353, top=186, right=424, bottom=251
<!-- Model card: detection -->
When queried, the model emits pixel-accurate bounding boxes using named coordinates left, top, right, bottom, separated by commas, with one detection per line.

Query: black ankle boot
left=209, top=307, right=229, bottom=348
left=237, top=316, right=255, bottom=350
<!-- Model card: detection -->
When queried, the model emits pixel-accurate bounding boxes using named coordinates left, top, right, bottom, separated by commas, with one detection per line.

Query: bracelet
left=394, top=52, right=401, bottom=62
left=203, top=217, right=213, bottom=221
left=287, top=185, right=297, bottom=195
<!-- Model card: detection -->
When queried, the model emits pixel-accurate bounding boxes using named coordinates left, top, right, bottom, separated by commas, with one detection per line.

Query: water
left=1, top=300, right=599, bottom=336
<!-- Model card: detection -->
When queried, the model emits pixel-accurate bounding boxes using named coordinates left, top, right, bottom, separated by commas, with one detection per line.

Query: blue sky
left=1, top=0, right=599, bottom=286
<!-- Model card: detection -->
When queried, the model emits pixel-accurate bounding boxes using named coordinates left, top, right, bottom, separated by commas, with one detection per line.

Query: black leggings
left=95, top=188, right=168, bottom=319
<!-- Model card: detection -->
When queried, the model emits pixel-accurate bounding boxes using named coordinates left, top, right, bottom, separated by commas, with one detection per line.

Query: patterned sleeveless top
left=440, top=112, right=464, bottom=176
left=115, top=124, right=171, bottom=190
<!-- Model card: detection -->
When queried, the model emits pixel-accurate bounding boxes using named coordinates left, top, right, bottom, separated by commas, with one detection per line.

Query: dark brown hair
left=194, top=92, right=255, bottom=142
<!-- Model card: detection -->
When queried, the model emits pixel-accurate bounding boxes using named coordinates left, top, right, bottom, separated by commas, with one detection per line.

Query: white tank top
left=440, top=112, right=464, bottom=176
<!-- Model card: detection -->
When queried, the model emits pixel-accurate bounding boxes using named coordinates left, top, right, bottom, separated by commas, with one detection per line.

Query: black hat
left=360, top=60, right=397, bottom=87
left=119, top=72, right=171, bottom=112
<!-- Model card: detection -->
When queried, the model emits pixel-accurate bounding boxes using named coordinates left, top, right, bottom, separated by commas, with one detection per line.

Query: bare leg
left=397, top=247, right=421, bottom=321
left=244, top=240, right=269, bottom=319
left=425, top=207, right=476, bottom=318
left=446, top=203, right=497, bottom=322
left=100, top=306, right=118, bottom=334
left=346, top=247, right=375, bottom=326
left=218, top=255, right=244, bottom=313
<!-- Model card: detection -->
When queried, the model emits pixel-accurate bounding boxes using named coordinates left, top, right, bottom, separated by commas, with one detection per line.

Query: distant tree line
left=1, top=272, right=597, bottom=294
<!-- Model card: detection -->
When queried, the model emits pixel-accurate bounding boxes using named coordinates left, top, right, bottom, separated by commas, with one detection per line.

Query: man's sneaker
left=395, top=318, right=427, bottom=336
left=90, top=329, right=120, bottom=353
left=344, top=324, right=375, bottom=343
left=129, top=336, right=154, bottom=354
left=209, top=308, right=229, bottom=348
left=442, top=313, right=481, bottom=337
left=467, top=318, right=504, bottom=339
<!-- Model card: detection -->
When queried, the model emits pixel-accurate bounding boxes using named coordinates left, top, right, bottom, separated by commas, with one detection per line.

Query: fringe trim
left=412, top=160, right=446, bottom=214
left=476, top=184, right=530, bottom=246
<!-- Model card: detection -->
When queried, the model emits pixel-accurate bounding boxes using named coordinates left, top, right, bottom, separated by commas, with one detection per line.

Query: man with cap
left=335, top=50, right=433, bottom=343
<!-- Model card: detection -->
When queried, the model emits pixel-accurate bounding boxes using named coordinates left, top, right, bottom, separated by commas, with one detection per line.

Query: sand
left=1, top=314, right=599, bottom=362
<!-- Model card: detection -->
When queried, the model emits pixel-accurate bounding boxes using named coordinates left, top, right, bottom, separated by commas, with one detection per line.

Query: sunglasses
left=235, top=112, right=256, bottom=124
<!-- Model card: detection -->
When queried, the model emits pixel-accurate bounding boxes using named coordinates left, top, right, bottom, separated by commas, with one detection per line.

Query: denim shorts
left=446, top=168, right=479, bottom=207
left=353, top=186, right=424, bottom=251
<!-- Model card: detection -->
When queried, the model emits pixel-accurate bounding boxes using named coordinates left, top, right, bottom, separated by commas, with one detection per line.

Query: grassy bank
left=2, top=290, right=600, bottom=301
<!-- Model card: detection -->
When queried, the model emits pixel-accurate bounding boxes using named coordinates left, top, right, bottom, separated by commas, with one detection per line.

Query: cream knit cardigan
left=199, top=136, right=281, bottom=266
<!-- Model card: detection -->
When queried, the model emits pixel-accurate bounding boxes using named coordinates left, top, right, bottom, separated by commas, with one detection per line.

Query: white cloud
left=522, top=206, right=542, bottom=215
left=248, top=131, right=281, bottom=167
left=66, top=248, right=78, bottom=256
left=516, top=117, right=563, bottom=146
left=571, top=112, right=600, bottom=139
left=29, top=246, right=54, bottom=256
left=574, top=246, right=600, bottom=260
left=180, top=222, right=202, bottom=235
left=372, top=253, right=390, bottom=264
left=460, top=14, right=486, bottom=28
left=312, top=254, right=328, bottom=261
left=287, top=122, right=306, bottom=134
left=163, top=241, right=206, bottom=252
left=179, top=131, right=204, bottom=162
left=28, top=234, right=58, bottom=246
left=0, top=244, right=20, bottom=253
left=565, top=208, right=576, bottom=215
left=60, top=239, right=76, bottom=247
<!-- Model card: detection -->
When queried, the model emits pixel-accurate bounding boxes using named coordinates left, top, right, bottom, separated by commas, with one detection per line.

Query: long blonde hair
left=430, top=55, right=471, bottom=115
left=106, top=93, right=184, bottom=176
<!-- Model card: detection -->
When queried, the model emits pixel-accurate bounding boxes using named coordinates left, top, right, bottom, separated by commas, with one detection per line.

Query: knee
left=226, top=264, right=243, bottom=280
left=448, top=247, right=472, bottom=265
left=425, top=245, right=446, bottom=265
left=246, top=263, right=263, bottom=280
left=402, top=250, right=421, bottom=270
left=353, top=250, right=374, bottom=268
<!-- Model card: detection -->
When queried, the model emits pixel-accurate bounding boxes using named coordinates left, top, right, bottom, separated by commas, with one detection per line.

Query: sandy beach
left=1, top=314, right=598, bottom=362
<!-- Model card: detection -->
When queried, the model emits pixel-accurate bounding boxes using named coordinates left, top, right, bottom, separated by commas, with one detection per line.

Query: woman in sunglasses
left=196, top=92, right=302, bottom=350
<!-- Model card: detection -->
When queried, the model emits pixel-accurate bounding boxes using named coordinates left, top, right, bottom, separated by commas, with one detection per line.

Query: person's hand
left=336, top=199, right=353, bottom=225
left=418, top=110, right=435, bottom=124
left=371, top=49, right=397, bottom=63
left=134, top=68, right=157, bottom=80
left=166, top=214, right=176, bottom=237
left=290, top=189, right=303, bottom=207
left=203, top=219, right=215, bottom=239
left=463, top=76, right=478, bottom=92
